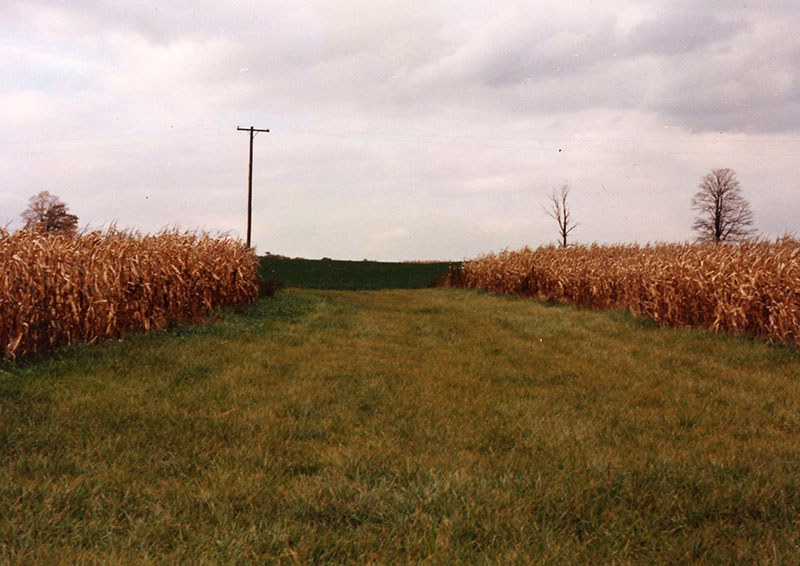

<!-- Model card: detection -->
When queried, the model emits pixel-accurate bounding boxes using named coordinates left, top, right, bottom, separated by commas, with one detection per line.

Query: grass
left=259, top=256, right=454, bottom=290
left=2, top=288, right=799, bottom=564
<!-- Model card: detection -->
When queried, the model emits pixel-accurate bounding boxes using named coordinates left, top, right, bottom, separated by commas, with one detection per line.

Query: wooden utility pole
left=237, top=126, right=269, bottom=248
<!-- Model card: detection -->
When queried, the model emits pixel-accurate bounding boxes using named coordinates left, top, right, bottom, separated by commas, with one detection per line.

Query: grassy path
left=2, top=289, right=799, bottom=564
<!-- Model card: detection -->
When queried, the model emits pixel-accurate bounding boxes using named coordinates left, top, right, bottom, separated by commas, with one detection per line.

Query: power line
left=0, top=126, right=226, bottom=147
left=5, top=124, right=800, bottom=159
left=271, top=127, right=800, bottom=156
left=6, top=123, right=800, bottom=149
left=276, top=126, right=800, bottom=145
left=1, top=128, right=232, bottom=157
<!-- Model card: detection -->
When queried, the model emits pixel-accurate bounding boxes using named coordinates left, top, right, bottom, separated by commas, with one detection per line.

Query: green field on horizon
left=259, top=255, right=455, bottom=290
left=2, top=285, right=799, bottom=564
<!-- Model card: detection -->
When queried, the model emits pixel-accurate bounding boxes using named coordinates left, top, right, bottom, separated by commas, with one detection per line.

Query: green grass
left=259, top=256, right=454, bottom=289
left=2, top=289, right=799, bottom=564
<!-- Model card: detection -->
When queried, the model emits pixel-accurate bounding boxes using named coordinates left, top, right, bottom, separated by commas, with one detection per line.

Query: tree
left=544, top=183, right=578, bottom=247
left=691, top=168, right=755, bottom=243
left=21, top=191, right=79, bottom=236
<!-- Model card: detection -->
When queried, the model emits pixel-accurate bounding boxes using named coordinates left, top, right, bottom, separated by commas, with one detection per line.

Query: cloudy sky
left=2, top=1, right=799, bottom=260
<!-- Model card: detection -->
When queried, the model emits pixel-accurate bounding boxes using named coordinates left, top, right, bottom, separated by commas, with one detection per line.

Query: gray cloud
left=623, top=8, right=746, bottom=56
left=380, top=2, right=800, bottom=133
left=2, top=1, right=799, bottom=260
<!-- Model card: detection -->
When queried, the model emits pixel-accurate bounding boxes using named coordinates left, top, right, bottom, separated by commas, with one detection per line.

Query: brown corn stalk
left=1, top=228, right=259, bottom=360
left=449, top=239, right=800, bottom=345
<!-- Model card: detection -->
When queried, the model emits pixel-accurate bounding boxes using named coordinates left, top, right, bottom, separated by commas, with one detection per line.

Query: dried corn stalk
left=1, top=228, right=259, bottom=359
left=449, top=239, right=800, bottom=345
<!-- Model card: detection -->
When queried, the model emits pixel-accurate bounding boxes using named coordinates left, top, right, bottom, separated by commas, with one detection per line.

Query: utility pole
left=237, top=126, right=269, bottom=248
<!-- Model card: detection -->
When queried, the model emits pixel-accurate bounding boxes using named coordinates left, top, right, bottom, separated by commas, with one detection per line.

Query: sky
left=2, top=0, right=799, bottom=261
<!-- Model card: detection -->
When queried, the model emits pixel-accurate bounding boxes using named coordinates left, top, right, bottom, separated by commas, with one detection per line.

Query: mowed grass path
left=2, top=289, right=800, bottom=564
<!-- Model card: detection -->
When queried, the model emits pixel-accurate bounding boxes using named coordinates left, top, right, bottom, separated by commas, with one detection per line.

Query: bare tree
left=544, top=183, right=578, bottom=247
left=691, top=168, right=755, bottom=243
left=21, top=191, right=79, bottom=236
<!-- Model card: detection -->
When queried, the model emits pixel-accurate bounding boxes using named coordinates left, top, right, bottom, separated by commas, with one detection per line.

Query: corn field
left=448, top=239, right=800, bottom=345
left=1, top=228, right=259, bottom=360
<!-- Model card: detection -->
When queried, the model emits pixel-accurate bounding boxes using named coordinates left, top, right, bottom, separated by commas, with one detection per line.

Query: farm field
left=451, top=240, right=800, bottom=346
left=259, top=255, right=454, bottom=290
left=0, top=229, right=258, bottom=360
left=2, top=286, right=799, bottom=563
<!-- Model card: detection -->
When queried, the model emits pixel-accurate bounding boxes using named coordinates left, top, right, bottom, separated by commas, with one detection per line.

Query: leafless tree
left=544, top=183, right=578, bottom=247
left=21, top=191, right=79, bottom=236
left=691, top=168, right=755, bottom=243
